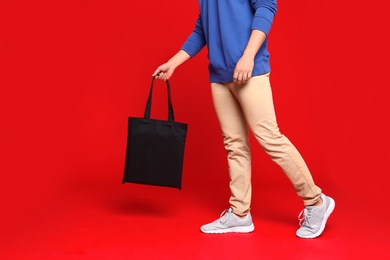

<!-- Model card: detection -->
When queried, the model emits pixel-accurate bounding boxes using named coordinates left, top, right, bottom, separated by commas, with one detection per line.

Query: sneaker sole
left=201, top=224, right=255, bottom=234
left=297, top=196, right=335, bottom=239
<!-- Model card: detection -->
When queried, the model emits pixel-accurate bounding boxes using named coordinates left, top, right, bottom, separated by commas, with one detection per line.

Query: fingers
left=154, top=71, right=169, bottom=81
left=152, top=70, right=168, bottom=81
left=152, top=65, right=171, bottom=81
left=233, top=71, right=252, bottom=84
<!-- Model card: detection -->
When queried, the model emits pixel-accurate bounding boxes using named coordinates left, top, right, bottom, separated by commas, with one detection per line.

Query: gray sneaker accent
left=296, top=193, right=335, bottom=239
left=200, top=208, right=255, bottom=234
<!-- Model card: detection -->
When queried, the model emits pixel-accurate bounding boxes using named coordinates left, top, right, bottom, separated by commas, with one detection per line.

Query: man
left=153, top=0, right=335, bottom=238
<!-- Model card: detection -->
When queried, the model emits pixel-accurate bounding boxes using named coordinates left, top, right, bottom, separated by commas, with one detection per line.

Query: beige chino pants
left=211, top=73, right=322, bottom=216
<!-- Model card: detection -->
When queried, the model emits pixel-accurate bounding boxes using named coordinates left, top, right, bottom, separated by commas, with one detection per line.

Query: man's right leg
left=200, top=82, right=254, bottom=234
left=210, top=81, right=252, bottom=217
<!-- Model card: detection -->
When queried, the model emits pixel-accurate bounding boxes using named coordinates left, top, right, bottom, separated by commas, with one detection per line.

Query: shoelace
left=219, top=209, right=232, bottom=224
left=298, top=207, right=314, bottom=228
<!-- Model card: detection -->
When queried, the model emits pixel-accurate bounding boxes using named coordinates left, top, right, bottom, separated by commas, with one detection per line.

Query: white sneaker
left=200, top=208, right=255, bottom=234
left=296, top=193, right=335, bottom=238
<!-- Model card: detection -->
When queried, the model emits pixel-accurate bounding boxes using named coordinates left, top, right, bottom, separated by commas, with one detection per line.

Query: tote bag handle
left=144, top=77, right=175, bottom=122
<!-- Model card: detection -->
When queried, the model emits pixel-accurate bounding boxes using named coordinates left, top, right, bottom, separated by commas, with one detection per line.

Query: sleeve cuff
left=181, top=33, right=206, bottom=58
left=251, top=16, right=273, bottom=35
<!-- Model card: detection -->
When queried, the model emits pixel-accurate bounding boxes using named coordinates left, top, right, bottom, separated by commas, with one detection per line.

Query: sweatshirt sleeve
left=181, top=14, right=206, bottom=58
left=251, top=0, right=277, bottom=35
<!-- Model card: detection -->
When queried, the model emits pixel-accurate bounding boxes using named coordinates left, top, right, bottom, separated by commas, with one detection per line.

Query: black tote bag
left=122, top=78, right=188, bottom=189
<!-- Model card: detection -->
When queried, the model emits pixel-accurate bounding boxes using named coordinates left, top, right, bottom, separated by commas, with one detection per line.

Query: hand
left=233, top=56, right=254, bottom=85
left=152, top=62, right=176, bottom=81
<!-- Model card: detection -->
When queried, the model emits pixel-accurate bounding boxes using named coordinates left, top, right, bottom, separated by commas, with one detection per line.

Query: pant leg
left=227, top=73, right=322, bottom=206
left=210, top=82, right=252, bottom=216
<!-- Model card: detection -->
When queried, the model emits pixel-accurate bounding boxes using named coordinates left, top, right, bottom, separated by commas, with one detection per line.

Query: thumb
left=152, top=69, right=161, bottom=77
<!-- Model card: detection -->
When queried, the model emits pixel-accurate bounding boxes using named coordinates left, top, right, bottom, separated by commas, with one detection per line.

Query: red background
left=1, top=0, right=389, bottom=259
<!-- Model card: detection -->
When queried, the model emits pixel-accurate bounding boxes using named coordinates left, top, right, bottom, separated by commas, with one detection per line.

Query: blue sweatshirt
left=181, top=0, right=277, bottom=83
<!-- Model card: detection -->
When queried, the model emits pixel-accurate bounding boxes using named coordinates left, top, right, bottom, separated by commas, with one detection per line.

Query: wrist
left=167, top=60, right=178, bottom=70
left=242, top=50, right=257, bottom=60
